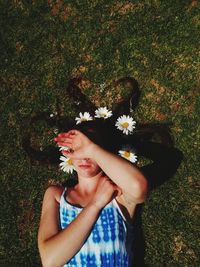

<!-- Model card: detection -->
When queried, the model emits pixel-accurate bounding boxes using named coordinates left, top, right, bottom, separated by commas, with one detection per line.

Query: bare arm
left=38, top=179, right=120, bottom=267
left=56, top=130, right=148, bottom=204
left=90, top=143, right=147, bottom=203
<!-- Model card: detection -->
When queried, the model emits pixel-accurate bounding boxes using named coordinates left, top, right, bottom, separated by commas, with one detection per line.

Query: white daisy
left=118, top=150, right=137, bottom=163
left=59, top=156, right=75, bottom=173
left=115, top=115, right=136, bottom=135
left=94, top=107, right=112, bottom=119
left=75, top=112, right=93, bottom=124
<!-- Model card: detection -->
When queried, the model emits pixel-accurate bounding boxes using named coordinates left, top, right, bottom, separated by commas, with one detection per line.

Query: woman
left=37, top=119, right=148, bottom=267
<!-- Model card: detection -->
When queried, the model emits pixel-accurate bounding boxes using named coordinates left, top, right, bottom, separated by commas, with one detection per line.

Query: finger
left=103, top=177, right=116, bottom=186
left=68, top=130, right=79, bottom=136
left=99, top=176, right=109, bottom=185
left=56, top=132, right=74, bottom=139
left=54, top=137, right=73, bottom=144
left=57, top=133, right=69, bottom=138
left=101, top=178, right=116, bottom=192
left=113, top=186, right=122, bottom=196
left=62, top=149, right=74, bottom=156
left=108, top=179, right=116, bottom=185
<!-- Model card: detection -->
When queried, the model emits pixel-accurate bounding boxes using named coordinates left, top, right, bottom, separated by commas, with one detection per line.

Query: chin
left=78, top=168, right=102, bottom=178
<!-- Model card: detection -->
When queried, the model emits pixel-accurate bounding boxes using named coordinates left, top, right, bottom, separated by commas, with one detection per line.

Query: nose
left=81, top=158, right=90, bottom=163
left=78, top=158, right=91, bottom=166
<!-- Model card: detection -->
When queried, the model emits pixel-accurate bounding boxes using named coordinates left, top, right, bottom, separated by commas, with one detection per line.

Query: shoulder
left=43, top=185, right=64, bottom=204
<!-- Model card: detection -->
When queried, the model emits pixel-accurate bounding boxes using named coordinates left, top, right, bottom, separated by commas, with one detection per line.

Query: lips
left=78, top=164, right=91, bottom=168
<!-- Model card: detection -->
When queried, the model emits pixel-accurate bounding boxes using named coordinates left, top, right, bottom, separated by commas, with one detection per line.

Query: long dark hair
left=21, top=77, right=174, bottom=165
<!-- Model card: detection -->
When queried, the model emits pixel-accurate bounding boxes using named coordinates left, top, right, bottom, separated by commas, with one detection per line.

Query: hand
left=90, top=176, right=122, bottom=209
left=54, top=130, right=95, bottom=159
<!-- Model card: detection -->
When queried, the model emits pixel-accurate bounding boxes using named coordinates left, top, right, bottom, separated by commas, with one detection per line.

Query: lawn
left=0, top=0, right=199, bottom=266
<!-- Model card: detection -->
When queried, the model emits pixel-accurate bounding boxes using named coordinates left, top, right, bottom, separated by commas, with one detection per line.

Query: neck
left=77, top=171, right=103, bottom=194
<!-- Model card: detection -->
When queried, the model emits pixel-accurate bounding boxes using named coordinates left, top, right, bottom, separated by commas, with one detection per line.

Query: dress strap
left=59, top=187, right=67, bottom=205
left=112, top=198, right=127, bottom=222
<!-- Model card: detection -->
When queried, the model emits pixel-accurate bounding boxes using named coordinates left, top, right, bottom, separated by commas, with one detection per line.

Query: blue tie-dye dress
left=59, top=188, right=134, bottom=267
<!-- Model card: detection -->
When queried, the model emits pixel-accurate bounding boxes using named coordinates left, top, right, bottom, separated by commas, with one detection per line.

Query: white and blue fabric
left=59, top=188, right=134, bottom=266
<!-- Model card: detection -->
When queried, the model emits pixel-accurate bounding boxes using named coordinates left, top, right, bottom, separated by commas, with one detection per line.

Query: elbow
left=132, top=176, right=148, bottom=204
left=39, top=247, right=69, bottom=267
left=39, top=246, right=60, bottom=267
left=41, top=261, right=52, bottom=267
left=41, top=257, right=59, bottom=267
left=39, top=252, right=53, bottom=267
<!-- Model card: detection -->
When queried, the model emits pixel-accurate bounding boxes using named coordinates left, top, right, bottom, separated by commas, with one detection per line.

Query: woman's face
left=72, top=158, right=102, bottom=178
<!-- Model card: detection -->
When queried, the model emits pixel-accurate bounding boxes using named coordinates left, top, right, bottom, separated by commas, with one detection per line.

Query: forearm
left=90, top=144, right=147, bottom=202
left=39, top=203, right=100, bottom=267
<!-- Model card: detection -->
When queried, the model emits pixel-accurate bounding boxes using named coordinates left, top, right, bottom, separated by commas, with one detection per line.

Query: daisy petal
left=59, top=156, right=75, bottom=173
left=115, top=115, right=136, bottom=135
left=94, top=107, right=113, bottom=119
left=75, top=112, right=93, bottom=124
left=118, top=149, right=137, bottom=163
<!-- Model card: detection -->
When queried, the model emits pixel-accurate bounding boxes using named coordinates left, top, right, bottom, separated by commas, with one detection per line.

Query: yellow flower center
left=122, top=122, right=129, bottom=128
left=124, top=151, right=130, bottom=158
left=68, top=159, right=73, bottom=165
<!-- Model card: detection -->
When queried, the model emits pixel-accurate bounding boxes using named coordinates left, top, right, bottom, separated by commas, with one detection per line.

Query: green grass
left=0, top=0, right=199, bottom=266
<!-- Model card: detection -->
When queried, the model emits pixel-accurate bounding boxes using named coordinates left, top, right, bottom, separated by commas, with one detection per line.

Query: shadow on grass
left=131, top=139, right=183, bottom=267
left=22, top=77, right=183, bottom=266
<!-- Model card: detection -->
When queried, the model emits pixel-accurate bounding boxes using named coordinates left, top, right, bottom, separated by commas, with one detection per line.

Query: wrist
left=87, top=201, right=103, bottom=212
left=87, top=142, right=99, bottom=158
